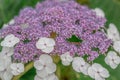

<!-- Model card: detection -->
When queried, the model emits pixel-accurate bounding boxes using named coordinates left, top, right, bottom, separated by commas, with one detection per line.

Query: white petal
left=47, top=73, right=58, bottom=80
left=17, top=63, right=24, bottom=73
left=10, top=63, right=24, bottom=75
left=61, top=52, right=73, bottom=62
left=34, top=60, right=44, bottom=70
left=88, top=67, right=95, bottom=79
left=3, top=68, right=13, bottom=80
left=37, top=38, right=47, bottom=44
left=114, top=56, right=120, bottom=64
left=36, top=43, right=46, bottom=50
left=113, top=41, right=120, bottom=53
left=107, top=23, right=120, bottom=41
left=95, top=73, right=105, bottom=80
left=62, top=61, right=71, bottom=66
left=39, top=54, right=53, bottom=64
left=46, top=63, right=56, bottom=74
left=45, top=38, right=55, bottom=47
left=72, top=57, right=81, bottom=72
left=10, top=63, right=17, bottom=70
left=9, top=19, right=14, bottom=25
left=92, top=63, right=102, bottom=72
left=1, top=34, right=20, bottom=47
left=36, top=37, right=55, bottom=53
left=37, top=69, right=48, bottom=78
left=1, top=47, right=14, bottom=57
left=80, top=63, right=90, bottom=75
left=34, top=75, right=43, bottom=80
left=94, top=8, right=105, bottom=17
left=0, top=56, right=11, bottom=71
left=109, top=61, right=118, bottom=69
left=0, top=61, right=6, bottom=71
left=73, top=57, right=85, bottom=65
left=42, top=46, right=54, bottom=53
left=11, top=70, right=20, bottom=75
left=100, top=69, right=110, bottom=78
left=105, top=56, right=110, bottom=65
left=108, top=51, right=117, bottom=57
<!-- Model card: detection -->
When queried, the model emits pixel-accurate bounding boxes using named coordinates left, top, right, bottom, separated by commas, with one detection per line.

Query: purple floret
left=0, top=0, right=112, bottom=63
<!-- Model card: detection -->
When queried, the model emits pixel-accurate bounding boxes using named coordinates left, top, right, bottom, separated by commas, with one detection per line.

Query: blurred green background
left=0, top=0, right=120, bottom=80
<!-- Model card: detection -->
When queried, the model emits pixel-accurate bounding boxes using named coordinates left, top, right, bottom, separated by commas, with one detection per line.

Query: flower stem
left=12, top=62, right=34, bottom=80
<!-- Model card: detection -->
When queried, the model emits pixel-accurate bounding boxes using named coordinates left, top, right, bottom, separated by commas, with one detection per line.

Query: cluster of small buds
left=0, top=0, right=119, bottom=80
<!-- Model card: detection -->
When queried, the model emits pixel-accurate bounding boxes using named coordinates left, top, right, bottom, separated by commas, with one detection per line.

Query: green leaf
left=20, top=68, right=36, bottom=80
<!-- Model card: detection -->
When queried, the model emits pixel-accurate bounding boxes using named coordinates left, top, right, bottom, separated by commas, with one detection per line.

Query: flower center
left=9, top=40, right=12, bottom=43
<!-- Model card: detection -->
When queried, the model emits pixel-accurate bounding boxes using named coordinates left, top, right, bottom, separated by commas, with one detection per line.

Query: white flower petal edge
left=34, top=73, right=58, bottom=80
left=34, top=54, right=56, bottom=78
left=72, top=57, right=90, bottom=75
left=105, top=51, right=120, bottom=69
left=1, top=34, right=20, bottom=47
left=2, top=19, right=14, bottom=29
left=10, top=63, right=24, bottom=76
left=107, top=23, right=120, bottom=41
left=0, top=47, right=14, bottom=57
left=113, top=41, right=120, bottom=53
left=93, top=8, right=105, bottom=17
left=36, top=37, right=55, bottom=53
left=0, top=66, right=13, bottom=80
left=88, top=63, right=110, bottom=80
left=60, top=52, right=73, bottom=66
left=0, top=53, right=11, bottom=71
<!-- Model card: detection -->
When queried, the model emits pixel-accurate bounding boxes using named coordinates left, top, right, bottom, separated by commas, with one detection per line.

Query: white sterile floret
left=34, top=73, right=58, bottom=80
left=36, top=37, right=55, bottom=53
left=34, top=54, right=56, bottom=78
left=88, top=63, right=110, bottom=80
left=2, top=19, right=14, bottom=29
left=10, top=63, right=24, bottom=75
left=0, top=53, right=11, bottom=71
left=94, top=8, right=105, bottom=17
left=107, top=23, right=120, bottom=41
left=1, top=34, right=20, bottom=47
left=60, top=52, right=73, bottom=66
left=0, top=67, right=13, bottom=80
left=113, top=41, right=120, bottom=53
left=105, top=51, right=120, bottom=69
left=72, top=57, right=90, bottom=75
left=0, top=47, right=14, bottom=57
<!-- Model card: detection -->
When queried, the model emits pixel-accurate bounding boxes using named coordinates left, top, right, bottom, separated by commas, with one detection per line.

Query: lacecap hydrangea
left=1, top=0, right=117, bottom=80
left=0, top=0, right=111, bottom=63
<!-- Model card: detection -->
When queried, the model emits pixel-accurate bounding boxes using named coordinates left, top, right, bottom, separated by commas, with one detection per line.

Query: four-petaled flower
left=10, top=63, right=24, bottom=75
left=88, top=63, right=110, bottom=80
left=1, top=34, right=20, bottom=47
left=72, top=57, right=90, bottom=75
left=105, top=51, right=120, bottom=69
left=60, top=52, right=73, bottom=66
left=36, top=37, right=55, bottom=53
left=34, top=54, right=56, bottom=78
left=107, top=23, right=120, bottom=41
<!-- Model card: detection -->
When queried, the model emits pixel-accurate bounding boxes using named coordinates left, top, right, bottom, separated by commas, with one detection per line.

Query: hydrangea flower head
left=0, top=0, right=111, bottom=63
left=0, top=0, right=116, bottom=80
